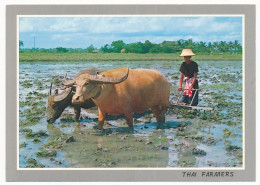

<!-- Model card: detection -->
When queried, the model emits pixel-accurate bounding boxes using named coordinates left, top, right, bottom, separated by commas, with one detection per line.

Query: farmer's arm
left=178, top=72, right=184, bottom=91
left=190, top=72, right=197, bottom=89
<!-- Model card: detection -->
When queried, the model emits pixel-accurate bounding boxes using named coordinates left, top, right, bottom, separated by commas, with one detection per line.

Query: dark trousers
left=180, top=80, right=199, bottom=106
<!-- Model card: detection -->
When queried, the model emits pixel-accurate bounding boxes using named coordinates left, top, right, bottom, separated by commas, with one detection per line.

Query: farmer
left=178, top=48, right=199, bottom=106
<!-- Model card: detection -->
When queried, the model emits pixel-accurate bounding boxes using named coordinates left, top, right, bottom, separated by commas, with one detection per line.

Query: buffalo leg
left=74, top=106, right=81, bottom=122
left=98, top=108, right=106, bottom=130
left=151, top=106, right=167, bottom=124
left=125, top=113, right=134, bottom=130
left=159, top=106, right=168, bottom=123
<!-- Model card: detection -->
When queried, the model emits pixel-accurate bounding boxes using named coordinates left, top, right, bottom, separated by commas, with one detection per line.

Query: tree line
left=19, top=39, right=242, bottom=54
left=101, top=39, right=242, bottom=54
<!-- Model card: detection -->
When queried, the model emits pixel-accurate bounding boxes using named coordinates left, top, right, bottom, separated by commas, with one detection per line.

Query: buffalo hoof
left=47, top=118, right=55, bottom=124
left=156, top=116, right=165, bottom=124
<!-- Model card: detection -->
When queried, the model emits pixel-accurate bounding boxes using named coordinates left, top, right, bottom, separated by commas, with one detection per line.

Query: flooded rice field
left=19, top=60, right=243, bottom=168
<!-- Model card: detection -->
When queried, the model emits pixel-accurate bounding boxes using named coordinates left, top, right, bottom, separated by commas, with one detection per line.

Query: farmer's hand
left=178, top=87, right=182, bottom=91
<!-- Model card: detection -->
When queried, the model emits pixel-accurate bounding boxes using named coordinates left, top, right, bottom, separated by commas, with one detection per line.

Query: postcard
left=6, top=4, right=256, bottom=182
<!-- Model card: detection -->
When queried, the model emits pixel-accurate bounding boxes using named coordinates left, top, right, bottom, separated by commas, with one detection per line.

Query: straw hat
left=179, top=48, right=196, bottom=57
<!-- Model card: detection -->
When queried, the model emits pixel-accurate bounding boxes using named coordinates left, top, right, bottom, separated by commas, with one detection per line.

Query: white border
left=17, top=14, right=245, bottom=171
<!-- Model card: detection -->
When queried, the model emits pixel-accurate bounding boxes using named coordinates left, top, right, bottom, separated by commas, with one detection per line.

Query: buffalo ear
left=63, top=79, right=76, bottom=86
left=89, top=67, right=129, bottom=84
left=54, top=88, right=59, bottom=94
left=95, top=71, right=105, bottom=77
left=54, top=87, right=73, bottom=102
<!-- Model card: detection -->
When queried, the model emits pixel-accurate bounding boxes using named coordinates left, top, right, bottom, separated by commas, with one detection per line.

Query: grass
left=26, top=158, right=45, bottom=168
left=19, top=142, right=27, bottom=148
left=19, top=51, right=242, bottom=62
left=225, top=145, right=241, bottom=152
left=25, top=130, right=49, bottom=139
left=36, top=150, right=57, bottom=157
left=43, top=140, right=63, bottom=149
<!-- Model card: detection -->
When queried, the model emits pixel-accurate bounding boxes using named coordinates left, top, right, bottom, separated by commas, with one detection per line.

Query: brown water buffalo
left=63, top=67, right=170, bottom=130
left=46, top=68, right=105, bottom=123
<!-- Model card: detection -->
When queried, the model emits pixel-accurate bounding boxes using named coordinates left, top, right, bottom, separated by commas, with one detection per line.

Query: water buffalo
left=63, top=67, right=170, bottom=130
left=46, top=68, right=105, bottom=123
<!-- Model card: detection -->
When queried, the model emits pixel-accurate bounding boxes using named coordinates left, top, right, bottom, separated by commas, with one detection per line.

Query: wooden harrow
left=169, top=89, right=213, bottom=111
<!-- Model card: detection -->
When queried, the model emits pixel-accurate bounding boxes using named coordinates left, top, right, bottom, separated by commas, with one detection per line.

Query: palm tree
left=233, top=40, right=240, bottom=52
left=19, top=40, right=24, bottom=50
left=213, top=41, right=219, bottom=52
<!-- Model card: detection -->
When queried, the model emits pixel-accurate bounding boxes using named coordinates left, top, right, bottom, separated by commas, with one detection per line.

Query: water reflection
left=19, top=60, right=243, bottom=168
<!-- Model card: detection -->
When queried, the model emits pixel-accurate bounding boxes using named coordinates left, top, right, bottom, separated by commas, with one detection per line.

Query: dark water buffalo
left=64, top=67, right=170, bottom=130
left=46, top=68, right=105, bottom=123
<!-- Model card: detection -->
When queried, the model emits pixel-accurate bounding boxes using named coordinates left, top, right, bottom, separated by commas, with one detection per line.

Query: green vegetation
left=19, top=40, right=23, bottom=50
left=100, top=39, right=242, bottom=54
left=26, top=158, right=45, bottom=168
left=60, top=113, right=74, bottom=122
left=25, top=130, right=48, bottom=139
left=223, top=128, right=235, bottom=138
left=20, top=116, right=41, bottom=127
left=45, top=124, right=169, bottom=167
left=19, top=59, right=243, bottom=168
left=19, top=51, right=242, bottom=62
left=86, top=44, right=95, bottom=53
left=19, top=142, right=27, bottom=148
left=36, top=150, right=57, bottom=157
left=19, top=39, right=242, bottom=62
left=226, top=145, right=241, bottom=152
left=43, top=140, right=63, bottom=149
left=20, top=39, right=242, bottom=54
left=33, top=138, right=41, bottom=144
left=177, top=156, right=196, bottom=167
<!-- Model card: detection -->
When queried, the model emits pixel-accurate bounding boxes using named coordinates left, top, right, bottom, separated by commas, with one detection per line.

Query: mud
left=19, top=60, right=243, bottom=168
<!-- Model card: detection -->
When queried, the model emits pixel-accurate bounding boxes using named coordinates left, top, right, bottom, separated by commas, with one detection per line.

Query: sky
left=19, top=16, right=243, bottom=49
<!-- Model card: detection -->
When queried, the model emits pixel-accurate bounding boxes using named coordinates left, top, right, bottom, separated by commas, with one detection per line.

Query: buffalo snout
left=72, top=95, right=84, bottom=104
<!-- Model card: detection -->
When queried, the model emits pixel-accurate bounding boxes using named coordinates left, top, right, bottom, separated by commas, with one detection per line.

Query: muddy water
left=19, top=60, right=243, bottom=168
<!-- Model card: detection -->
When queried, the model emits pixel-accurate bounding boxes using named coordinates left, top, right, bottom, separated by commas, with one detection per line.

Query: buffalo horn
left=53, top=87, right=73, bottom=102
left=62, top=79, right=76, bottom=87
left=48, top=82, right=53, bottom=97
left=89, top=67, right=129, bottom=84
